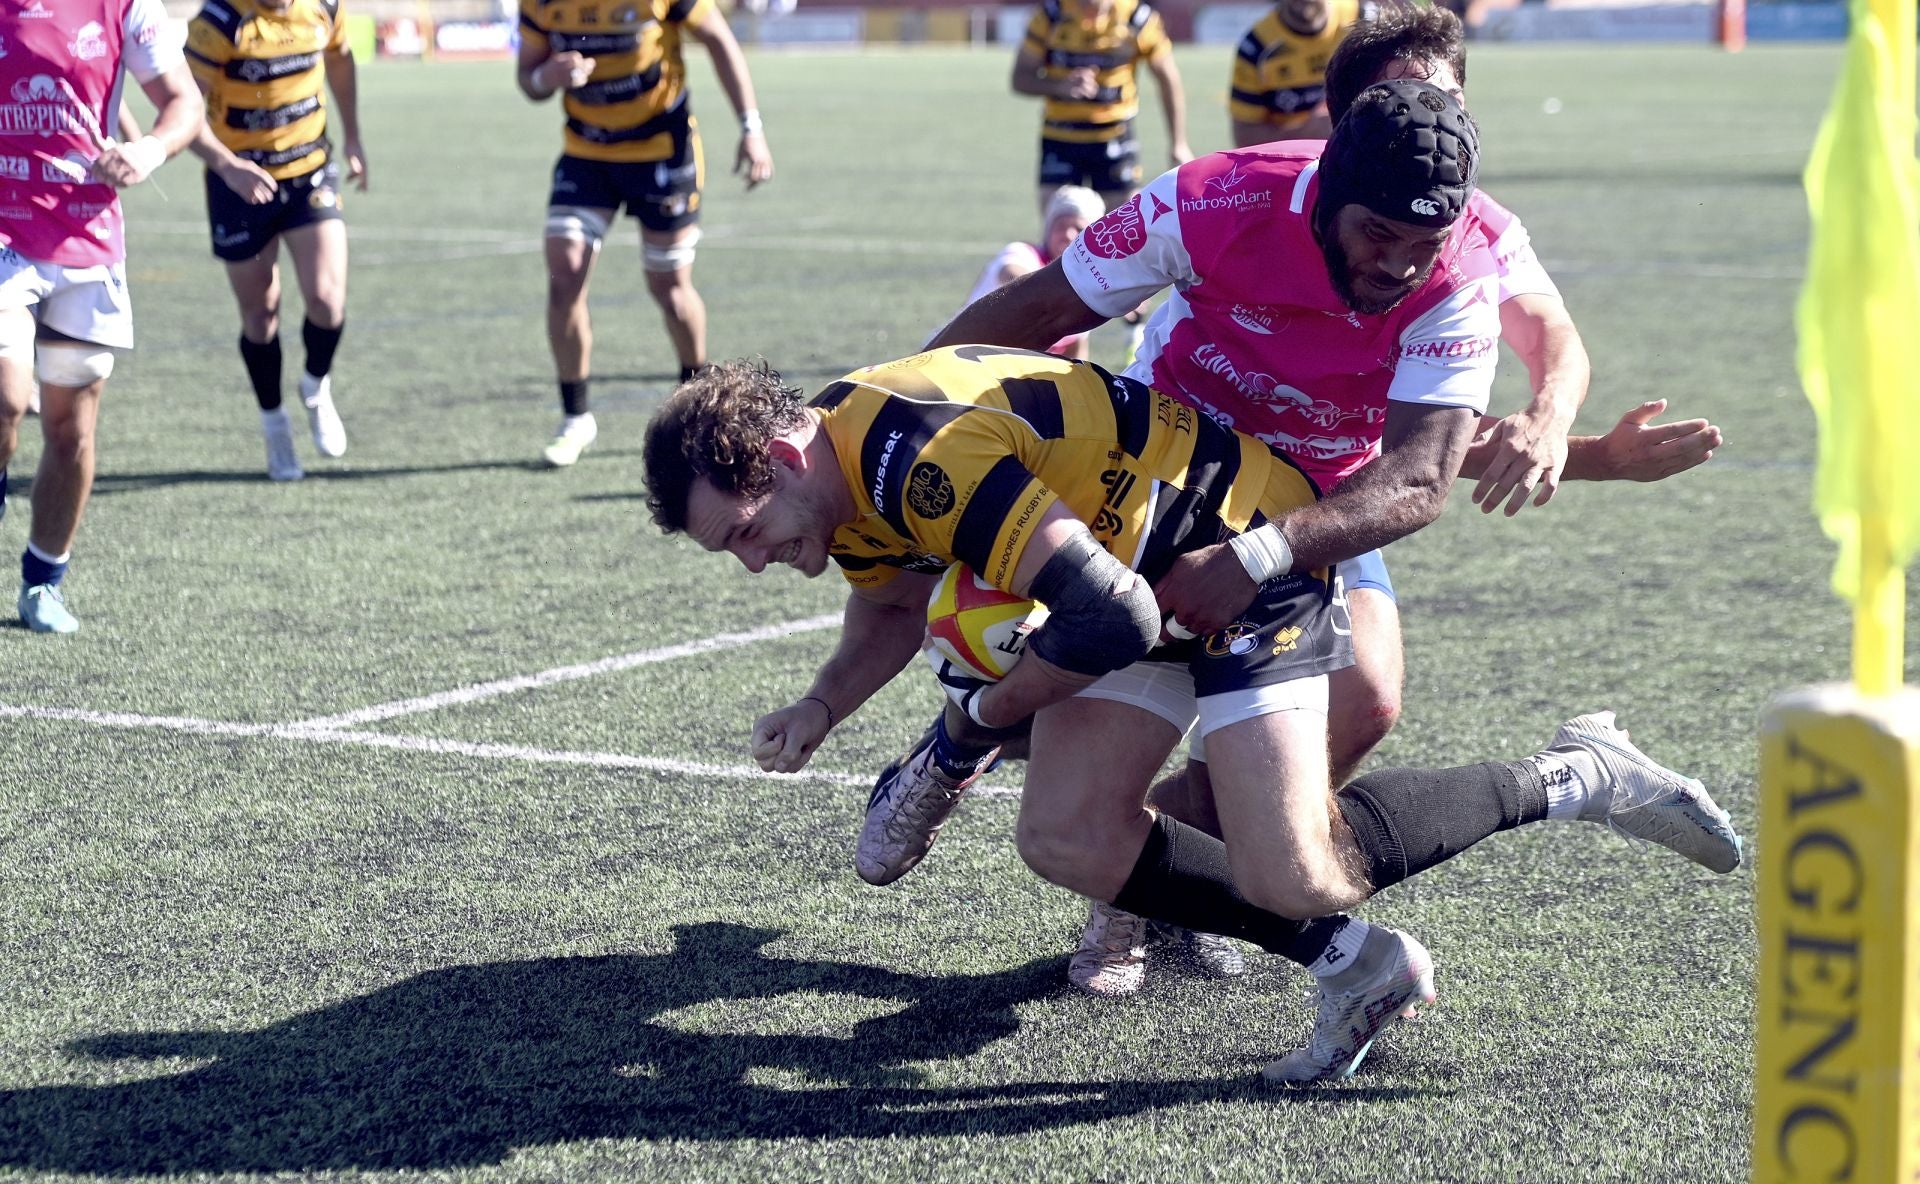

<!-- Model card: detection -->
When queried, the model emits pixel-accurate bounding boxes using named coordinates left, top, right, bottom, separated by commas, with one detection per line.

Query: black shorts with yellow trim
left=548, top=114, right=703, bottom=234
left=1157, top=564, right=1354, bottom=700
left=205, top=160, right=343, bottom=262
left=1038, top=121, right=1139, bottom=193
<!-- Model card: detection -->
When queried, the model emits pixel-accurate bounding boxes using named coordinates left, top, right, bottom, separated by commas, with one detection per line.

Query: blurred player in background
left=949, top=186, right=1105, bottom=361
left=518, top=0, right=773, bottom=468
left=0, top=0, right=202, bottom=633
left=185, top=0, right=365, bottom=483
left=1012, top=0, right=1191, bottom=219
left=1229, top=0, right=1367, bottom=145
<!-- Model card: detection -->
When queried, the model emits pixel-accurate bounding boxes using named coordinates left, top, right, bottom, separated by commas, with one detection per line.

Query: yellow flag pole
left=1754, top=4, right=1920, bottom=1181
left=1851, top=0, right=1914, bottom=697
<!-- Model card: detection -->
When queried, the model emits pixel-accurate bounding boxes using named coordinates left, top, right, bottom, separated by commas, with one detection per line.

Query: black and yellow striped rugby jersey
left=1227, top=0, right=1363, bottom=133
left=812, top=347, right=1319, bottom=594
left=1022, top=0, right=1170, bottom=145
left=186, top=0, right=345, bottom=181
left=519, top=0, right=713, bottom=164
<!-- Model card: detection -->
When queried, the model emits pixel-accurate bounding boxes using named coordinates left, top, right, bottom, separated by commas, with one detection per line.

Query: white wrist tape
left=1227, top=523, right=1293, bottom=584
left=960, top=684, right=995, bottom=731
left=740, top=109, right=763, bottom=134
left=121, top=135, right=167, bottom=179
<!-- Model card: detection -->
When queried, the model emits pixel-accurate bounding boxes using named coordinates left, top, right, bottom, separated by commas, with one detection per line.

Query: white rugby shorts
left=0, top=246, right=134, bottom=349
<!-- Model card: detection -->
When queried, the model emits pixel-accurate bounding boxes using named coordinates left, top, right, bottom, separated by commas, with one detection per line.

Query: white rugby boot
left=261, top=408, right=304, bottom=482
left=1262, top=925, right=1435, bottom=1085
left=1068, top=901, right=1150, bottom=997
left=856, top=717, right=998, bottom=886
left=300, top=373, right=347, bottom=458
left=543, top=413, right=598, bottom=468
left=1553, top=711, right=1742, bottom=874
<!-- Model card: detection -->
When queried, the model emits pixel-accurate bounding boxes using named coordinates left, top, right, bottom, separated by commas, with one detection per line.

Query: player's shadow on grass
left=0, top=921, right=1431, bottom=1175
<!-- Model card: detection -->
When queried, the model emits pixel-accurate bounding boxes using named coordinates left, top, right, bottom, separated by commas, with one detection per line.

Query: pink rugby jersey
left=1466, top=189, right=1558, bottom=305
left=0, top=0, right=182, bottom=266
left=1062, top=143, right=1501, bottom=492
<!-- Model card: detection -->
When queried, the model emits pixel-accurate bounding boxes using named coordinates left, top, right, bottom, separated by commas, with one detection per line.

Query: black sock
left=239, top=334, right=282, bottom=411
left=1112, top=814, right=1348, bottom=967
left=1336, top=760, right=1550, bottom=892
left=560, top=379, right=590, bottom=417
left=301, top=318, right=344, bottom=381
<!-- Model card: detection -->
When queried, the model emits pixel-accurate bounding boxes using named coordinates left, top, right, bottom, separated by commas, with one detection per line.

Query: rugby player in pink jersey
left=1053, top=4, right=1725, bottom=996
left=851, top=80, right=1731, bottom=1039
left=0, top=0, right=203, bottom=633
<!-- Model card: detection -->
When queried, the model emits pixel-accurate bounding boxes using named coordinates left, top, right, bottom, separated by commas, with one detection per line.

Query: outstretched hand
left=1597, top=399, right=1721, bottom=482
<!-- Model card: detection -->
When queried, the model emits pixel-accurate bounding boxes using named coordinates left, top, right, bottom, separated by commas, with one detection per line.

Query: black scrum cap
left=1319, top=79, right=1479, bottom=229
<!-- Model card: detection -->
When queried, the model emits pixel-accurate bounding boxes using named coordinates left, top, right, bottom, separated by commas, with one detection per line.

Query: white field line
left=0, top=701, right=856, bottom=786
left=291, top=613, right=847, bottom=730
left=0, top=699, right=1024, bottom=797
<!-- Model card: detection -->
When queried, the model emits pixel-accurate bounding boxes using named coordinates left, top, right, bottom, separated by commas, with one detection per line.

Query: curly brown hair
left=1325, top=6, right=1467, bottom=127
left=643, top=360, right=812, bottom=534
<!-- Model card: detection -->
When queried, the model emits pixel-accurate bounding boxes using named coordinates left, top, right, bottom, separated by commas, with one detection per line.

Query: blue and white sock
left=22, top=540, right=69, bottom=589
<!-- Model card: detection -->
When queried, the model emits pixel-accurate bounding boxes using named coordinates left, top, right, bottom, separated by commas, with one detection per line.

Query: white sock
left=1308, top=918, right=1372, bottom=978
left=25, top=540, right=69, bottom=565
left=1533, top=748, right=1603, bottom=819
left=562, top=412, right=594, bottom=430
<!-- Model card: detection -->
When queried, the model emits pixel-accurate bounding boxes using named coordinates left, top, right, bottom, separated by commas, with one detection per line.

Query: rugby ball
left=926, top=565, right=1049, bottom=682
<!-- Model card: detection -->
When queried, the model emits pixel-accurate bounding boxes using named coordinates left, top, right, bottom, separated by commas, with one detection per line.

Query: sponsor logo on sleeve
left=1082, top=194, right=1146, bottom=260
left=1399, top=335, right=1498, bottom=362
left=1148, top=193, right=1171, bottom=222
left=1179, top=161, right=1273, bottom=214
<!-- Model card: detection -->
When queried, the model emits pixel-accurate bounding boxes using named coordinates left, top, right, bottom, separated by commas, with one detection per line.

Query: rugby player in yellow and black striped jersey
left=185, top=0, right=363, bottom=482
left=642, top=347, right=1745, bottom=1087
left=517, top=0, right=773, bottom=469
left=1229, top=0, right=1367, bottom=144
left=1012, top=0, right=1190, bottom=216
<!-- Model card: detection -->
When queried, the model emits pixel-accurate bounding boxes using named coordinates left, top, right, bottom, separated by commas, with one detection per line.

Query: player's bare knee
left=305, top=295, right=345, bottom=329
left=242, top=310, right=278, bottom=342
left=0, top=318, right=34, bottom=422
left=1014, top=817, right=1092, bottom=892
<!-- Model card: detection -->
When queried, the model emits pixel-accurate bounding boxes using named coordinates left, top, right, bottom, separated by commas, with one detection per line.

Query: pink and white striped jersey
left=0, top=0, right=183, bottom=267
left=1062, top=143, right=1502, bottom=492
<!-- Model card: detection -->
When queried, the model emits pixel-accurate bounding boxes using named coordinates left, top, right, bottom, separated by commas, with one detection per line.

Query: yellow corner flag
left=1795, top=0, right=1920, bottom=695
